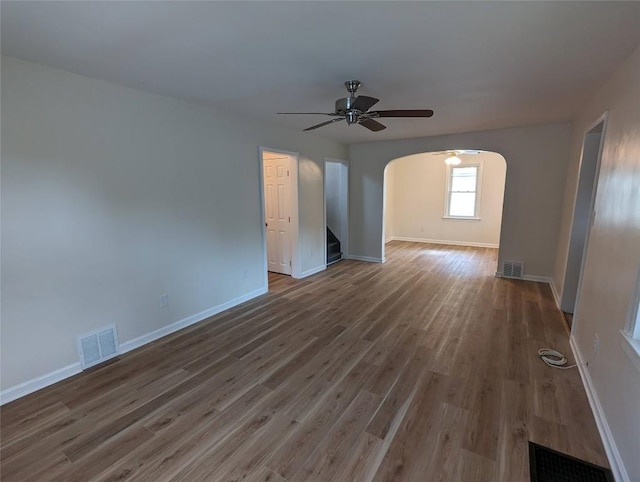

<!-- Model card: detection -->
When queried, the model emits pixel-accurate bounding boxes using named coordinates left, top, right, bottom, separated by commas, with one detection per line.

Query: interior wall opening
left=260, top=148, right=300, bottom=289
left=383, top=150, right=507, bottom=269
left=561, top=116, right=607, bottom=325
left=324, top=158, right=349, bottom=266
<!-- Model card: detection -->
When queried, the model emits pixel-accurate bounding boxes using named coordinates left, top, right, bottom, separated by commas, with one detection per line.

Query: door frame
left=258, top=147, right=301, bottom=285
left=323, top=158, right=349, bottom=265
left=567, top=111, right=608, bottom=334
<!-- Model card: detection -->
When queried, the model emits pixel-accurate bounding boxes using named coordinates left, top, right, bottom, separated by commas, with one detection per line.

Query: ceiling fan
left=278, top=80, right=434, bottom=132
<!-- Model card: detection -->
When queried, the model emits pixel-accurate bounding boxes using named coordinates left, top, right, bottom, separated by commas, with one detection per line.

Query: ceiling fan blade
left=374, top=109, right=434, bottom=118
left=359, top=118, right=386, bottom=132
left=303, top=117, right=345, bottom=131
left=278, top=112, right=337, bottom=115
left=350, top=96, right=379, bottom=112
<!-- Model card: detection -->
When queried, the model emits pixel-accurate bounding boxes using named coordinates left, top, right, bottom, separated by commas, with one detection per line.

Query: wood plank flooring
left=0, top=241, right=608, bottom=481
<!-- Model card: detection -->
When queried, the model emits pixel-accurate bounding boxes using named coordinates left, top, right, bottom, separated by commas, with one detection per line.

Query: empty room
left=1, top=2, right=639, bottom=481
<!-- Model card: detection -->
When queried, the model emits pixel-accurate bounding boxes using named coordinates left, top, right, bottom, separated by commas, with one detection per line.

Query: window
left=445, top=164, right=481, bottom=219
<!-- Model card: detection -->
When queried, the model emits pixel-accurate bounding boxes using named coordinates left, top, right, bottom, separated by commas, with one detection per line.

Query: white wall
left=0, top=56, right=347, bottom=392
left=553, top=45, right=640, bottom=481
left=349, top=123, right=571, bottom=274
left=383, top=163, right=395, bottom=243
left=384, top=152, right=506, bottom=247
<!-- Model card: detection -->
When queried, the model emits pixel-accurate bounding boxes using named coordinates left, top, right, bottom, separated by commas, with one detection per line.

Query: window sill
left=621, top=330, right=640, bottom=374
left=442, top=216, right=481, bottom=221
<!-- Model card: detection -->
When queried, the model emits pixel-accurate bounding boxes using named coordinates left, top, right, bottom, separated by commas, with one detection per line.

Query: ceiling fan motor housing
left=335, top=97, right=356, bottom=115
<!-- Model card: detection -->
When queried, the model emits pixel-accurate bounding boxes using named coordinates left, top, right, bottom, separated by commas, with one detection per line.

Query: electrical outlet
left=593, top=333, right=599, bottom=355
left=159, top=293, right=169, bottom=309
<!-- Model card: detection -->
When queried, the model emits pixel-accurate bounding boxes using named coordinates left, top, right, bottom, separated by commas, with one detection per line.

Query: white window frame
left=443, top=162, right=483, bottom=220
left=621, top=265, right=640, bottom=372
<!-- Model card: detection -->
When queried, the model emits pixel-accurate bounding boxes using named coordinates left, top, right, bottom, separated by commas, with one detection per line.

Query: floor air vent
left=77, top=325, right=119, bottom=369
left=502, top=260, right=524, bottom=278
left=529, top=441, right=613, bottom=481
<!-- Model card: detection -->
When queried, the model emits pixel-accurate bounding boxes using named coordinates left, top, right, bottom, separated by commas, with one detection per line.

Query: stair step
left=327, top=252, right=342, bottom=264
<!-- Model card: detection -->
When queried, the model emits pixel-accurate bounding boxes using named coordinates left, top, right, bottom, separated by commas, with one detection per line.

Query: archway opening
left=383, top=150, right=507, bottom=272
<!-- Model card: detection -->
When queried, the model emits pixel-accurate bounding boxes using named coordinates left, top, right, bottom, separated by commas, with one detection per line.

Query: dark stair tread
left=327, top=252, right=342, bottom=264
left=327, top=226, right=342, bottom=264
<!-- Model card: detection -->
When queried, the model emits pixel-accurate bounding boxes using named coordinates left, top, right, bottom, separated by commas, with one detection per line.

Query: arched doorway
left=383, top=150, right=507, bottom=271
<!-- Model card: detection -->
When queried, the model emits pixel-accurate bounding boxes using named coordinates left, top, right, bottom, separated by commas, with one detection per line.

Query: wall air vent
left=502, top=261, right=524, bottom=279
left=77, top=325, right=119, bottom=369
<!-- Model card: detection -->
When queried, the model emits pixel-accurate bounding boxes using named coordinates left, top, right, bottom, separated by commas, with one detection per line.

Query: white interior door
left=264, top=155, right=291, bottom=275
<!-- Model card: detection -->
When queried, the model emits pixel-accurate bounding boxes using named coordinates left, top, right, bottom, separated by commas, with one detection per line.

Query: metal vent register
left=502, top=260, right=524, bottom=278
left=529, top=442, right=613, bottom=482
left=77, top=325, right=119, bottom=369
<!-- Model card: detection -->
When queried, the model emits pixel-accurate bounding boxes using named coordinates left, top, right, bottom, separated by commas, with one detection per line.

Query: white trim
left=568, top=113, right=608, bottom=333
left=494, top=274, right=564, bottom=311
left=570, top=337, right=629, bottom=482
left=445, top=161, right=483, bottom=219
left=299, top=264, right=326, bottom=279
left=345, top=255, right=385, bottom=263
left=624, top=266, right=640, bottom=338
left=120, top=286, right=267, bottom=354
left=495, top=273, right=558, bottom=288
left=0, top=363, right=82, bottom=405
left=392, top=236, right=498, bottom=249
left=442, top=216, right=481, bottom=221
left=0, top=286, right=267, bottom=406
left=521, top=274, right=552, bottom=283
left=620, top=331, right=640, bottom=374
left=549, top=279, right=561, bottom=310
left=259, top=147, right=301, bottom=280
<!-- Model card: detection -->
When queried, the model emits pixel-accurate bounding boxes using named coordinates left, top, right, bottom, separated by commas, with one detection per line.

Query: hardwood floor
left=0, top=241, right=608, bottom=481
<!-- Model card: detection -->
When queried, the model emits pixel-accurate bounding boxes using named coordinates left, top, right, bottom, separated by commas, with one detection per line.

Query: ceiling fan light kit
left=278, top=80, right=434, bottom=132
left=445, top=155, right=462, bottom=165
left=433, top=150, right=483, bottom=165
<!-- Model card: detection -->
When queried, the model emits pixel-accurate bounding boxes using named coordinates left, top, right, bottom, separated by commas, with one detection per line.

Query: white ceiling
left=2, top=1, right=639, bottom=144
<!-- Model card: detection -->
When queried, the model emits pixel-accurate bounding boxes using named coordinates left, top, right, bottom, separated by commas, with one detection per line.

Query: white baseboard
left=495, top=273, right=562, bottom=309
left=391, top=236, right=499, bottom=249
left=119, top=286, right=267, bottom=354
left=570, top=337, right=629, bottom=482
left=521, top=274, right=552, bottom=284
left=299, top=265, right=326, bottom=278
left=0, top=286, right=268, bottom=406
left=0, top=363, right=82, bottom=406
left=495, top=272, right=553, bottom=284
left=345, top=255, right=385, bottom=263
left=548, top=279, right=561, bottom=310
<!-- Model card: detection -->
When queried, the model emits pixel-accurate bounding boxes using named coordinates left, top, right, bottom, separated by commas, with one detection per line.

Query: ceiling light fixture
left=444, top=152, right=462, bottom=165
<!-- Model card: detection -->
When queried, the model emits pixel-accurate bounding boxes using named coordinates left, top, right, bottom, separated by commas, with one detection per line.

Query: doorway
left=324, top=159, right=349, bottom=264
left=260, top=148, right=299, bottom=280
left=561, top=115, right=607, bottom=323
left=382, top=150, right=507, bottom=267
